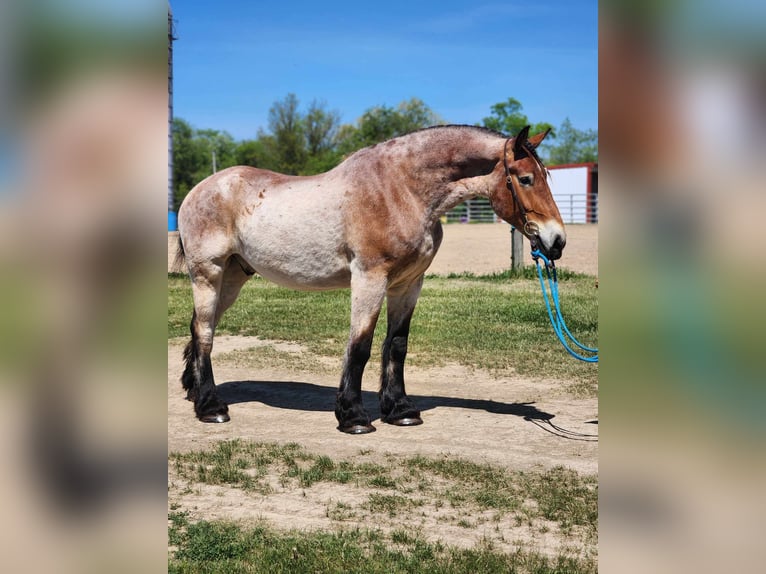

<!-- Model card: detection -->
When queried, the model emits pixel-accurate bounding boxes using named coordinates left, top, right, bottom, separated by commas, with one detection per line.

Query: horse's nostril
left=547, top=235, right=566, bottom=260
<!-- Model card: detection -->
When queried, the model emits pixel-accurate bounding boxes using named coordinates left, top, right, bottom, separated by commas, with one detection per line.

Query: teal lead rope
left=531, top=249, right=598, bottom=363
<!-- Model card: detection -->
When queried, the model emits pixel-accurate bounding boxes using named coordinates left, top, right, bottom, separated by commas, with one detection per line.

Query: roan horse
left=176, top=125, right=566, bottom=433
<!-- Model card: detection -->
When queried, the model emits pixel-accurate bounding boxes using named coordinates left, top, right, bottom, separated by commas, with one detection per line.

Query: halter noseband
left=503, top=138, right=540, bottom=237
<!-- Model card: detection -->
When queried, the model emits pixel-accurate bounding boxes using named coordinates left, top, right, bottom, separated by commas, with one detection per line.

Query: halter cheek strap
left=503, top=138, right=539, bottom=237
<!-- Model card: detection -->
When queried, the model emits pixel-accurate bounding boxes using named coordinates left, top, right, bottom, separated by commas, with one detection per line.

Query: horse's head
left=489, top=126, right=566, bottom=260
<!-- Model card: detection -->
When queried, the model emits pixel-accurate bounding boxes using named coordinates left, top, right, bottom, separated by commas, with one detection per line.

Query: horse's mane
left=347, top=124, right=547, bottom=171
left=398, top=125, right=546, bottom=166
left=412, top=124, right=549, bottom=171
left=342, top=124, right=504, bottom=163
left=407, top=124, right=507, bottom=140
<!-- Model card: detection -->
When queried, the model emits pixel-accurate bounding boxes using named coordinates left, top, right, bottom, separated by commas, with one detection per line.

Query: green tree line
left=172, top=94, right=596, bottom=209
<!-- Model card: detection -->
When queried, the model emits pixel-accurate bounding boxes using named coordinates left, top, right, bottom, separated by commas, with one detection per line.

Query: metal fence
left=445, top=194, right=598, bottom=224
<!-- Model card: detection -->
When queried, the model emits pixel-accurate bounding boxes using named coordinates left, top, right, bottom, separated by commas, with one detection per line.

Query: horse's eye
left=519, top=176, right=532, bottom=186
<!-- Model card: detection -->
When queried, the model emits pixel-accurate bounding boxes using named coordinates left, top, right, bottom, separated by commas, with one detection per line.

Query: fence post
left=511, top=227, right=524, bottom=273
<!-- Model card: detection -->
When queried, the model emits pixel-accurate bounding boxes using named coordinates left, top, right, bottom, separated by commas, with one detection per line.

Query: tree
left=267, top=93, right=306, bottom=174
left=234, top=138, right=267, bottom=167
left=337, top=97, right=442, bottom=154
left=252, top=95, right=344, bottom=175
left=171, top=118, right=238, bottom=208
left=302, top=100, right=342, bottom=174
left=196, top=128, right=237, bottom=173
left=396, top=97, right=442, bottom=133
left=172, top=118, right=207, bottom=209
left=544, top=118, right=598, bottom=165
left=481, top=97, right=553, bottom=138
left=305, top=99, right=340, bottom=156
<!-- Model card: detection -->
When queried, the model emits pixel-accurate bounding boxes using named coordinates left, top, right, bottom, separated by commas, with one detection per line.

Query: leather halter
left=503, top=138, right=540, bottom=237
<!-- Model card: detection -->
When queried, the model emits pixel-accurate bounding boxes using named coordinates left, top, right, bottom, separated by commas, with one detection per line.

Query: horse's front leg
left=379, top=276, right=424, bottom=426
left=335, top=271, right=387, bottom=434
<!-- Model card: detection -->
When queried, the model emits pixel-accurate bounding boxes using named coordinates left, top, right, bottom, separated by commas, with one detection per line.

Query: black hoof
left=337, top=423, right=376, bottom=434
left=199, top=412, right=230, bottom=423
left=387, top=416, right=423, bottom=427
left=195, top=394, right=229, bottom=423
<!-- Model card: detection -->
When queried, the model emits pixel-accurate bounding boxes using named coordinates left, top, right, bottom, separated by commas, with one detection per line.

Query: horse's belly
left=238, top=220, right=351, bottom=290
left=251, top=255, right=351, bottom=291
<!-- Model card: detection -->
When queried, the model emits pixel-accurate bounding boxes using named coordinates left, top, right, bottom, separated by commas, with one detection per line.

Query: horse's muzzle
left=532, top=233, right=566, bottom=261
left=547, top=234, right=566, bottom=260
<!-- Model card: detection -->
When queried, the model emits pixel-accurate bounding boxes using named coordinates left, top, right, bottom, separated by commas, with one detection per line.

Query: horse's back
left=178, top=161, right=443, bottom=290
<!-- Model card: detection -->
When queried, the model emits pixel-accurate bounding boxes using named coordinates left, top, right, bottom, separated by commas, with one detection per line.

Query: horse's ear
left=513, top=125, right=531, bottom=157
left=527, top=127, right=551, bottom=150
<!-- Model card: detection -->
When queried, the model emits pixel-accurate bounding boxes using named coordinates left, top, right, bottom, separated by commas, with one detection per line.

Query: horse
left=176, top=124, right=566, bottom=434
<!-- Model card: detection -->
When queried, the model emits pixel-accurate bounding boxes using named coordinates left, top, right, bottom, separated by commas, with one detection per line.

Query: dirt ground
left=168, top=336, right=598, bottom=555
left=167, top=223, right=598, bottom=555
left=168, top=223, right=598, bottom=276
left=168, top=336, right=598, bottom=472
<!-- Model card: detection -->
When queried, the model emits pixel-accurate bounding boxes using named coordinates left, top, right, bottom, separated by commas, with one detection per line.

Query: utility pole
left=168, top=3, right=177, bottom=230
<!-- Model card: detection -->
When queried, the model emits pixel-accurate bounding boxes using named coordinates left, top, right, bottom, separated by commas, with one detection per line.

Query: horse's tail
left=173, top=235, right=187, bottom=274
left=176, top=235, right=196, bottom=399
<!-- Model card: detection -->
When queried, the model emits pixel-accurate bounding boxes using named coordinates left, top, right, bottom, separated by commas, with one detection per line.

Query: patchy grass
left=168, top=516, right=597, bottom=574
left=405, top=455, right=597, bottom=535
left=433, top=265, right=588, bottom=282
left=168, top=272, right=597, bottom=390
left=169, top=440, right=597, bottom=543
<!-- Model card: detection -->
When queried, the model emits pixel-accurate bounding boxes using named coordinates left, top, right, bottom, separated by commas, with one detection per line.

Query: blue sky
left=171, top=1, right=597, bottom=141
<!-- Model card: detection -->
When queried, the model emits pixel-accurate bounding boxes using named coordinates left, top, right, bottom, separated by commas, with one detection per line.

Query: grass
left=167, top=514, right=595, bottom=573
left=169, top=440, right=597, bottom=541
left=404, top=455, right=597, bottom=537
left=171, top=441, right=392, bottom=493
left=169, top=441, right=598, bottom=572
left=168, top=270, right=597, bottom=389
left=167, top=517, right=597, bottom=573
left=437, top=265, right=588, bottom=282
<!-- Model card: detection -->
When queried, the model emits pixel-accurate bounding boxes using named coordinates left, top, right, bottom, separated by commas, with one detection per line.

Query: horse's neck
left=418, top=135, right=502, bottom=220
left=343, top=128, right=503, bottom=222
left=427, top=171, right=497, bottom=219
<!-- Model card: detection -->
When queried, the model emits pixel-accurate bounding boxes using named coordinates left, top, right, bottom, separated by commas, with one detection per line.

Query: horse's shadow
left=217, top=379, right=554, bottom=423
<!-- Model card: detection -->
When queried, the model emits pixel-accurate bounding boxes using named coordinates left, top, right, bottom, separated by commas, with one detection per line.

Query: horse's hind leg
left=182, top=258, right=246, bottom=423
left=214, top=256, right=253, bottom=325
left=379, top=276, right=424, bottom=426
